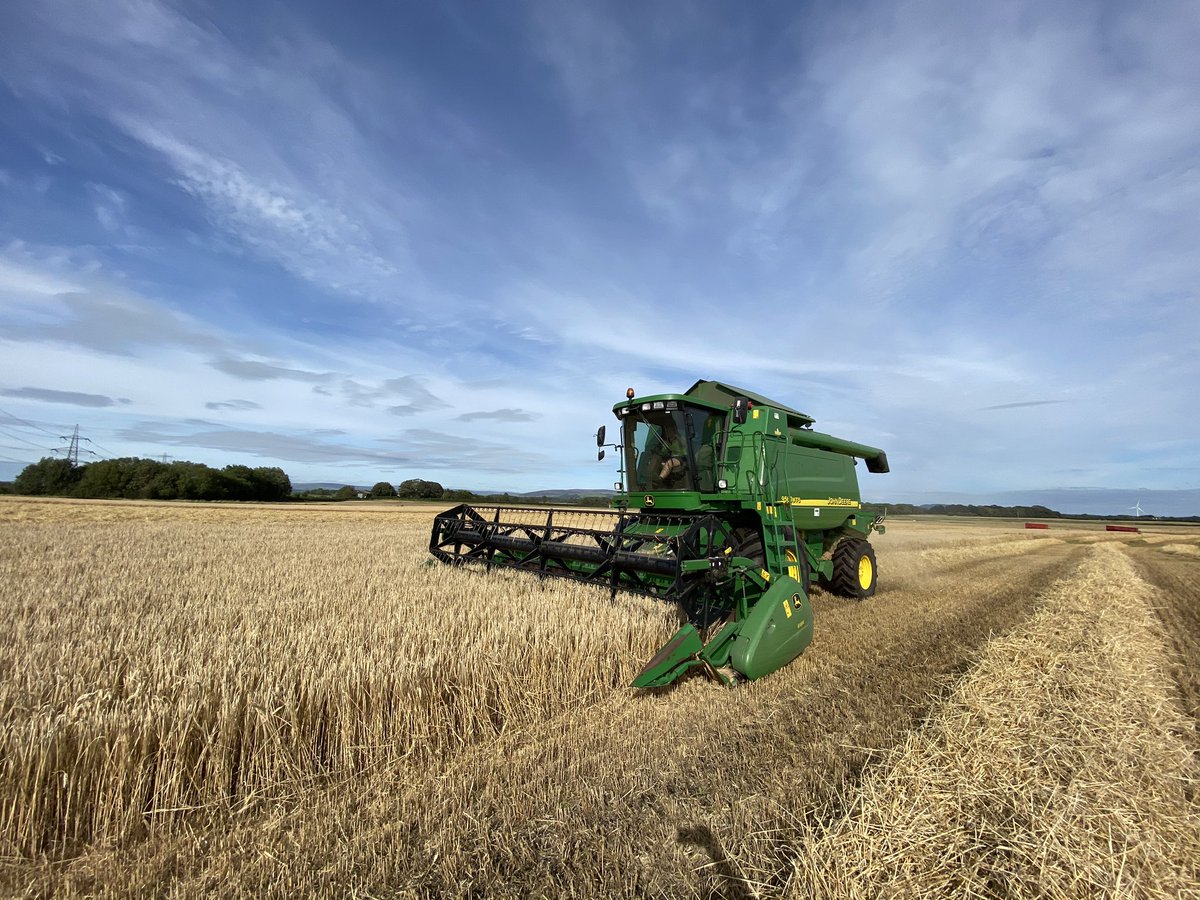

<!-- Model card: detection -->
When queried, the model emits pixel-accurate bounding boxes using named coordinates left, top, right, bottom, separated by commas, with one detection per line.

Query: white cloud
left=116, top=119, right=405, bottom=299
left=0, top=258, right=82, bottom=298
left=88, top=184, right=128, bottom=233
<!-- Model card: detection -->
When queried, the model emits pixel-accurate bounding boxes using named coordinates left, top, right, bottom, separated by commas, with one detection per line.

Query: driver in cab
left=650, top=420, right=688, bottom=489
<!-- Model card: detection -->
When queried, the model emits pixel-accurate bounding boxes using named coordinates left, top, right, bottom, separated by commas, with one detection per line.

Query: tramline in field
left=430, top=380, right=888, bottom=686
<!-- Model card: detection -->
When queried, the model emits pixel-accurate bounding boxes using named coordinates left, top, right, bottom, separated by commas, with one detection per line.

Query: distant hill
left=877, top=488, right=1200, bottom=518
left=517, top=488, right=618, bottom=499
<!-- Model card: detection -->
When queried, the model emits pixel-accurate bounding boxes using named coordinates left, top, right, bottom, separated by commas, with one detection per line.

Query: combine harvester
left=430, top=380, right=888, bottom=687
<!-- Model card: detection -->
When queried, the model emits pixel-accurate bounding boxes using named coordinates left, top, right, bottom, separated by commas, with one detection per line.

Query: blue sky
left=1, top=0, right=1197, bottom=513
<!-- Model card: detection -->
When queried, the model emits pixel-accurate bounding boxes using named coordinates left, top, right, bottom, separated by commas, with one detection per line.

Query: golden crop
left=1, top=497, right=1197, bottom=898
left=0, top=498, right=677, bottom=856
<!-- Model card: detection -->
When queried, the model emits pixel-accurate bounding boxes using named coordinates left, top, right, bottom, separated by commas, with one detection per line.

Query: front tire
left=831, top=539, right=877, bottom=599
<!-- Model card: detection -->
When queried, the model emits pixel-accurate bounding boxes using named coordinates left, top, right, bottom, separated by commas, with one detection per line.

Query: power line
left=90, top=440, right=121, bottom=458
left=0, top=452, right=34, bottom=465
left=0, top=425, right=50, bottom=450
left=0, top=407, right=63, bottom=438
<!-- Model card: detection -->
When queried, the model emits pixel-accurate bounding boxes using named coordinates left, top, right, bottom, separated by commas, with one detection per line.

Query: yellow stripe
left=785, top=498, right=860, bottom=508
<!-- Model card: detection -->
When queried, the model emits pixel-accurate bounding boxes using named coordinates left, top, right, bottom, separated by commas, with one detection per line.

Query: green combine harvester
left=429, top=380, right=888, bottom=687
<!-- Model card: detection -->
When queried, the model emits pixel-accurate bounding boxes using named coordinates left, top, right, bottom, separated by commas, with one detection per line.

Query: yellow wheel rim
left=858, top=555, right=873, bottom=591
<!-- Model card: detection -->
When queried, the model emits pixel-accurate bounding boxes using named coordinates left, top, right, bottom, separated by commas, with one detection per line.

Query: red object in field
left=1024, top=522, right=1049, bottom=529
left=1106, top=524, right=1139, bottom=533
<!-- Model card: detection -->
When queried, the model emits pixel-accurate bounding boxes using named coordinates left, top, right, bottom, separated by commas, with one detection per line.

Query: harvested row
left=918, top=535, right=1059, bottom=566
left=1160, top=543, right=1200, bottom=557
left=789, top=544, right=1200, bottom=898
left=1130, top=546, right=1200, bottom=726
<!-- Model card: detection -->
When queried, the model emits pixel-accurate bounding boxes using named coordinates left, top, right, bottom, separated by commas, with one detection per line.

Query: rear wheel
left=831, top=539, right=877, bottom=599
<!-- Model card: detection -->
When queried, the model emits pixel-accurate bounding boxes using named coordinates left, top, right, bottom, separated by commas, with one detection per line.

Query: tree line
left=5, top=463, right=610, bottom=507
left=300, top=481, right=615, bottom=507
left=374, top=482, right=614, bottom=507
left=11, top=457, right=292, bottom=502
left=293, top=479, right=448, bottom=501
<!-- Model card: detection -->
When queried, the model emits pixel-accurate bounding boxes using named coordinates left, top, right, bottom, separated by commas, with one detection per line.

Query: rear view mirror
left=596, top=425, right=606, bottom=446
left=733, top=398, right=750, bottom=425
left=597, top=450, right=605, bottom=461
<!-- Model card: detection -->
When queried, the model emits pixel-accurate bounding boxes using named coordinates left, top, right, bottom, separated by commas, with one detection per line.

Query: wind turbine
left=1129, top=500, right=1144, bottom=518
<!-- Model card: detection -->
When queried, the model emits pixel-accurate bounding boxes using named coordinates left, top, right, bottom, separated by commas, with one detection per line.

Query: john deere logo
left=644, top=495, right=655, bottom=507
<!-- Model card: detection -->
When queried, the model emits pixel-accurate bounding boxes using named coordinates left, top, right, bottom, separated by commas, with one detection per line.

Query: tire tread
left=831, top=538, right=876, bottom=599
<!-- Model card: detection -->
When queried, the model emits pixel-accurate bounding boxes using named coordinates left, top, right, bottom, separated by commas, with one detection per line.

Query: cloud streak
left=209, top=358, right=330, bottom=383
left=0, top=287, right=222, bottom=356
left=457, top=408, right=540, bottom=422
left=116, top=421, right=548, bottom=473
left=205, top=399, right=262, bottom=411
left=0, top=386, right=127, bottom=407
left=118, top=118, right=408, bottom=300
left=979, top=400, right=1065, bottom=412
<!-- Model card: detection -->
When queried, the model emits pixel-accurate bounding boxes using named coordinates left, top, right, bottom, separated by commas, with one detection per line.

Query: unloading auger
left=429, top=379, right=888, bottom=687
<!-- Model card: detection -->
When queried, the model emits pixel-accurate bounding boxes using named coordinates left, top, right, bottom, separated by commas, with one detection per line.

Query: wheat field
left=1, top=496, right=1197, bottom=898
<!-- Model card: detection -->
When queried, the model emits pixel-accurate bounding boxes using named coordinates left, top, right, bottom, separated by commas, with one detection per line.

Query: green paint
left=431, top=379, right=888, bottom=688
